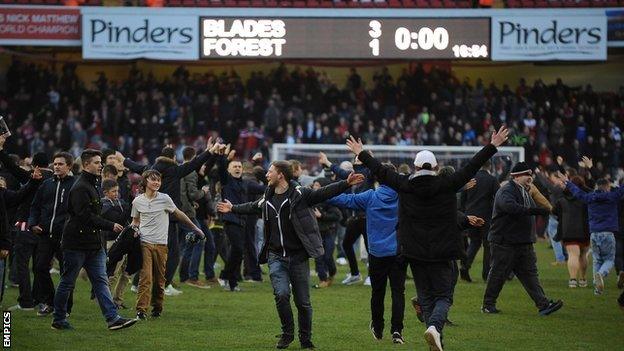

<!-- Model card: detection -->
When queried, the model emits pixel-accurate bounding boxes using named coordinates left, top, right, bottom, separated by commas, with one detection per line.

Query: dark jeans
left=222, top=222, right=245, bottom=289
left=342, top=216, right=368, bottom=276
left=314, top=231, right=337, bottom=281
left=164, top=221, right=180, bottom=286
left=615, top=235, right=624, bottom=274
left=243, top=216, right=262, bottom=281
left=201, top=221, right=216, bottom=280
left=369, top=254, right=407, bottom=334
left=53, top=249, right=120, bottom=325
left=461, top=224, right=491, bottom=281
left=35, top=235, right=73, bottom=311
left=409, top=259, right=457, bottom=337
left=213, top=227, right=230, bottom=281
left=14, top=230, right=38, bottom=308
left=179, top=218, right=204, bottom=281
left=268, top=251, right=312, bottom=343
left=483, top=243, right=549, bottom=310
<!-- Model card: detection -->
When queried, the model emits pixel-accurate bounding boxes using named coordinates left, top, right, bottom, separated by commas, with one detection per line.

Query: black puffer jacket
left=553, top=192, right=590, bottom=243
left=62, top=171, right=115, bottom=251
left=232, top=180, right=351, bottom=264
left=0, top=180, right=40, bottom=249
left=359, top=144, right=497, bottom=262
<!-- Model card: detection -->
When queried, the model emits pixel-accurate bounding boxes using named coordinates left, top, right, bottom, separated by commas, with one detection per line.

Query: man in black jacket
left=217, top=161, right=364, bottom=350
left=218, top=146, right=265, bottom=291
left=482, top=162, right=563, bottom=317
left=52, top=150, right=136, bottom=331
left=459, top=160, right=500, bottom=282
left=28, top=152, right=76, bottom=316
left=120, top=138, right=217, bottom=295
left=346, top=126, right=508, bottom=351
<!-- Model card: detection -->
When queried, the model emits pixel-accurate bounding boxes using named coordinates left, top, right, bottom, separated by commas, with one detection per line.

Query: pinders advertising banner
left=491, top=15, right=607, bottom=61
left=82, top=9, right=198, bottom=60
left=0, top=6, right=80, bottom=46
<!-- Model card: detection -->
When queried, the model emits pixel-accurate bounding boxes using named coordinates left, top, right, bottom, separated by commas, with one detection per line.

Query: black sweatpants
left=342, top=216, right=368, bottom=276
left=369, top=254, right=407, bottom=334
left=483, top=242, right=549, bottom=310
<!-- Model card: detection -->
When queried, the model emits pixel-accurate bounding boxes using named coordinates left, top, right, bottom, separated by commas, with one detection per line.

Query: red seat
left=416, top=0, right=428, bottom=6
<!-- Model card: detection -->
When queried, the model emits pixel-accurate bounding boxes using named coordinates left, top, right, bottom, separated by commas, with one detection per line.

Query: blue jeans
left=591, top=232, right=616, bottom=278
left=314, top=232, right=337, bottom=281
left=547, top=216, right=566, bottom=262
left=268, top=251, right=312, bottom=343
left=53, top=249, right=120, bottom=325
left=179, top=219, right=204, bottom=281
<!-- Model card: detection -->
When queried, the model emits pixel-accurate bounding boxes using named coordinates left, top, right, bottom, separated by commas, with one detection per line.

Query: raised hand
left=205, top=136, right=215, bottom=152
left=319, top=152, right=331, bottom=167
left=465, top=178, right=476, bottom=190
left=216, top=199, right=233, bottom=213
left=252, top=152, right=263, bottom=162
left=227, top=149, right=236, bottom=161
left=556, top=156, right=564, bottom=166
left=552, top=171, right=569, bottom=189
left=581, top=156, right=593, bottom=169
left=31, top=166, right=42, bottom=180
left=490, top=125, right=509, bottom=147
left=346, top=136, right=364, bottom=156
left=313, top=208, right=322, bottom=218
left=346, top=172, right=365, bottom=186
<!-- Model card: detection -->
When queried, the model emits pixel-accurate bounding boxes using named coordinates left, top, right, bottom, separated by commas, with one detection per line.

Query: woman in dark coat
left=553, top=176, right=591, bottom=288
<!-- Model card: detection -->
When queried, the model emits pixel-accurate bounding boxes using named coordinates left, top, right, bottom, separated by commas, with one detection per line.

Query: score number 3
left=368, top=20, right=381, bottom=56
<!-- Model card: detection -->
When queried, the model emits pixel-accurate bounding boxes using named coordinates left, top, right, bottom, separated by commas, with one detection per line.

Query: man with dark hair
left=217, top=160, right=365, bottom=350
left=459, top=159, right=499, bottom=282
left=120, top=138, right=217, bottom=296
left=23, top=152, right=76, bottom=316
left=102, top=164, right=118, bottom=181
left=346, top=126, right=509, bottom=351
left=52, top=149, right=136, bottom=331
left=483, top=162, right=563, bottom=316
left=217, top=145, right=265, bottom=292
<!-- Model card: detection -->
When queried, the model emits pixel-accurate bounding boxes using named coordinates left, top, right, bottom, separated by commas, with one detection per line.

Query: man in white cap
left=346, top=126, right=509, bottom=351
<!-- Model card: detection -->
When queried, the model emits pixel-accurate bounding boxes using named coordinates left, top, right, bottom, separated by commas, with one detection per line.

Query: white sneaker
left=49, top=268, right=60, bottom=275
left=424, top=326, right=443, bottom=351
left=130, top=285, right=138, bottom=293
left=364, top=276, right=371, bottom=286
left=8, top=304, right=34, bottom=311
left=336, top=257, right=348, bottom=266
left=218, top=279, right=227, bottom=288
left=342, top=274, right=362, bottom=285
left=164, top=284, right=183, bottom=296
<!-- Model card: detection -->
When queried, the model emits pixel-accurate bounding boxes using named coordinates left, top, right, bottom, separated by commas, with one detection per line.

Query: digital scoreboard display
left=200, top=17, right=490, bottom=59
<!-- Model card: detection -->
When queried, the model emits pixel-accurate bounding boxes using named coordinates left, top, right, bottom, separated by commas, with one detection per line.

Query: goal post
left=271, top=143, right=524, bottom=176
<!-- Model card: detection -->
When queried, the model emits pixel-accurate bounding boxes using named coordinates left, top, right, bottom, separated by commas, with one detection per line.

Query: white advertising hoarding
left=82, top=12, right=198, bottom=60
left=491, top=15, right=607, bottom=61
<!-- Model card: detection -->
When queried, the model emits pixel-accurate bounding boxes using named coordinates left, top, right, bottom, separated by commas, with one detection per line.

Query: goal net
left=271, top=143, right=524, bottom=179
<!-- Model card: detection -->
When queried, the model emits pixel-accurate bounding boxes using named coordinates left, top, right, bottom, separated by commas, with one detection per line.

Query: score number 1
left=368, top=20, right=381, bottom=56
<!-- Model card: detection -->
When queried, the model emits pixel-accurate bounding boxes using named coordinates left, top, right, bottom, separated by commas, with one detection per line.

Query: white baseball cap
left=413, top=150, right=438, bottom=168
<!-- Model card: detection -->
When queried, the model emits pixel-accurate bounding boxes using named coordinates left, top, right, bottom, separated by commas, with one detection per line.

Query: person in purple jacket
left=555, top=174, right=624, bottom=295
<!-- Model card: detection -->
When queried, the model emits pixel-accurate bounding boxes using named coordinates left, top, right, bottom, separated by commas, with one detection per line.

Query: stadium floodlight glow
left=200, top=17, right=490, bottom=59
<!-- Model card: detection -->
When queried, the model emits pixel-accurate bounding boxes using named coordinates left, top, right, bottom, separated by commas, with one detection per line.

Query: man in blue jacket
left=557, top=175, right=624, bottom=295
left=325, top=163, right=405, bottom=344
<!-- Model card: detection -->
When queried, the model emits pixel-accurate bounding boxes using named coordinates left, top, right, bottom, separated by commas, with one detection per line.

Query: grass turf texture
left=4, top=241, right=622, bottom=350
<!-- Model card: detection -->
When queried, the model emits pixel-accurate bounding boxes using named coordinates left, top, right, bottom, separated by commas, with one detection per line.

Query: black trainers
left=392, top=332, right=405, bottom=344
left=108, top=317, right=138, bottom=330
left=51, top=321, right=74, bottom=330
left=539, top=299, right=563, bottom=316
left=301, top=341, right=315, bottom=349
left=151, top=311, right=161, bottom=319
left=369, top=321, right=383, bottom=340
left=481, top=305, right=501, bottom=314
left=276, top=333, right=294, bottom=349
left=460, top=268, right=473, bottom=283
left=136, top=312, right=147, bottom=321
left=37, top=304, right=54, bottom=317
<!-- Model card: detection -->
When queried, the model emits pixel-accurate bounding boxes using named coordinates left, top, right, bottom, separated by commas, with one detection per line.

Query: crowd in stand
left=1, top=60, right=624, bottom=349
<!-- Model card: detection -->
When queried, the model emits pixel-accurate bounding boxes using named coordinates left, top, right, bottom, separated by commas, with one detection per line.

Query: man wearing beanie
left=482, top=162, right=563, bottom=316
left=346, top=126, right=509, bottom=351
